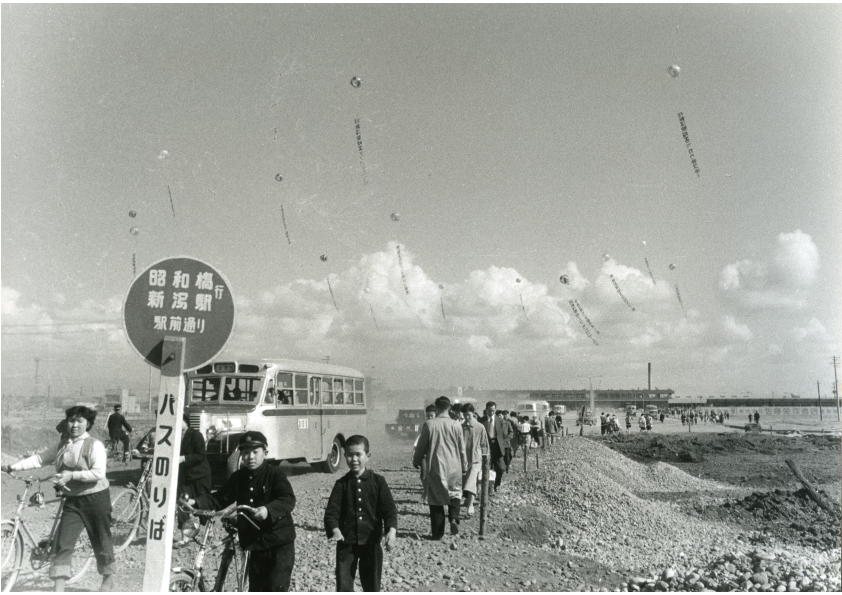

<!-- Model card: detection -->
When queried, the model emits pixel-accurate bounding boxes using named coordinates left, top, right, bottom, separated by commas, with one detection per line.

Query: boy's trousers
left=248, top=541, right=295, bottom=591
left=335, top=541, right=383, bottom=592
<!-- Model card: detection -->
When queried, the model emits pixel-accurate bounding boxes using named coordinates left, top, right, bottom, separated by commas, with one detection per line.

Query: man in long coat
left=413, top=396, right=467, bottom=539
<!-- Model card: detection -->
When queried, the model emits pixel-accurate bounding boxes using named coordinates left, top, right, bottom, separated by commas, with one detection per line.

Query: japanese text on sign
left=145, top=270, right=225, bottom=334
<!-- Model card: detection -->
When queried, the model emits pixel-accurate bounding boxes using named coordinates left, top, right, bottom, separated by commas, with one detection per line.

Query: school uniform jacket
left=323, top=469, right=398, bottom=546
left=196, top=462, right=296, bottom=551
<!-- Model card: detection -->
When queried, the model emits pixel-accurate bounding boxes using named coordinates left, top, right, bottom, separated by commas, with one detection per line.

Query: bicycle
left=1, top=474, right=95, bottom=592
left=169, top=505, right=257, bottom=592
left=109, top=452, right=153, bottom=552
left=104, top=433, right=133, bottom=463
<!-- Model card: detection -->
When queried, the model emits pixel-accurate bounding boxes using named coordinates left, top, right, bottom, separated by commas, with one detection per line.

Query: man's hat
left=114, top=404, right=122, bottom=410
left=238, top=431, right=268, bottom=450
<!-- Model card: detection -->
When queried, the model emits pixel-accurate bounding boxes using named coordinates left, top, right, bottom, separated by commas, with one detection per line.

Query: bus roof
left=190, top=358, right=365, bottom=379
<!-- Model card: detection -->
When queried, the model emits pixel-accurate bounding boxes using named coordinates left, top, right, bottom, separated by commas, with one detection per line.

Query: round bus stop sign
left=123, top=256, right=235, bottom=370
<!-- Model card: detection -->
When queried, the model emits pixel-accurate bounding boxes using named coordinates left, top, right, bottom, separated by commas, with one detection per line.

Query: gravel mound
left=501, top=438, right=743, bottom=572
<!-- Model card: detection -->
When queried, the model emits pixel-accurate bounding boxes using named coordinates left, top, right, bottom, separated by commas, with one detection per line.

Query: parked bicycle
left=109, top=452, right=153, bottom=552
left=169, top=504, right=257, bottom=592
left=1, top=474, right=94, bottom=592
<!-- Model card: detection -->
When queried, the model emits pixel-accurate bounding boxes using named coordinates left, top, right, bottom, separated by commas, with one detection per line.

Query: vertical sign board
left=123, top=256, right=234, bottom=592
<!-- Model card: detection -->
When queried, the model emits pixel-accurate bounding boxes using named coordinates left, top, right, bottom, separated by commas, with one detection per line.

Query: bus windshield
left=189, top=376, right=263, bottom=404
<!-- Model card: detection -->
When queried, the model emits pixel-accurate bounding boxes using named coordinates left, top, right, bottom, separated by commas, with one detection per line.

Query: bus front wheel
left=318, top=437, right=343, bottom=473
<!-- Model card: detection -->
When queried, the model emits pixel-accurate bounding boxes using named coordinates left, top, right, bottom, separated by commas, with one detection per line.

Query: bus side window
left=264, top=378, right=275, bottom=405
left=322, top=377, right=333, bottom=405
left=310, top=377, right=321, bottom=406
left=334, top=378, right=344, bottom=405
left=276, top=373, right=293, bottom=406
left=354, top=379, right=364, bottom=405
left=294, top=374, right=308, bottom=405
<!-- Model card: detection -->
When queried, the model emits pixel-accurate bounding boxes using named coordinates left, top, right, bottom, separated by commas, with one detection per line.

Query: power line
left=1, top=319, right=121, bottom=328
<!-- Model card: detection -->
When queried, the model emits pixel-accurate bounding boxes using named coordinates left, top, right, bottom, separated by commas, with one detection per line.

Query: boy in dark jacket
left=182, top=431, right=296, bottom=591
left=324, top=435, right=397, bottom=592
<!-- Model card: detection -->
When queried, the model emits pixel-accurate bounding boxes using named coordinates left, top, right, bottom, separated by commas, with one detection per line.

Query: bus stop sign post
left=142, top=336, right=186, bottom=592
left=122, top=256, right=235, bottom=592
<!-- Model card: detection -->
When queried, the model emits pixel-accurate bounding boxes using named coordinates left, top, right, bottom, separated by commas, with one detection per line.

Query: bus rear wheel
left=317, top=437, right=342, bottom=473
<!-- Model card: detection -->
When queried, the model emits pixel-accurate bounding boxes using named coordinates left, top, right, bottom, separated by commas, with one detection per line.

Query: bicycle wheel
left=66, top=530, right=94, bottom=585
left=110, top=488, right=142, bottom=552
left=170, top=571, right=203, bottom=592
left=218, top=548, right=249, bottom=592
left=1, top=521, right=24, bottom=592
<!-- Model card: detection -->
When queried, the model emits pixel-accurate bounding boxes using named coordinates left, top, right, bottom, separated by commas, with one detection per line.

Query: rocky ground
left=1, top=416, right=840, bottom=592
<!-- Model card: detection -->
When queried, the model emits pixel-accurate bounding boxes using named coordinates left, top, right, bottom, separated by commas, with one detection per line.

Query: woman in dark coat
left=176, top=414, right=212, bottom=536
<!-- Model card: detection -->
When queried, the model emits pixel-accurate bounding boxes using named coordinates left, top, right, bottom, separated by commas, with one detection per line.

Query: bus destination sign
left=123, top=256, right=235, bottom=370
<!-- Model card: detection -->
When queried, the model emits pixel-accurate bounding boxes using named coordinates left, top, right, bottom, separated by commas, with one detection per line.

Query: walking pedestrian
left=543, top=414, right=558, bottom=446
left=504, top=411, right=518, bottom=470
left=106, top=404, right=132, bottom=463
left=175, top=413, right=212, bottom=545
left=324, top=435, right=397, bottom=592
left=479, top=402, right=511, bottom=492
left=4, top=406, right=116, bottom=591
left=460, top=404, right=488, bottom=518
left=412, top=397, right=467, bottom=539
left=415, top=405, right=437, bottom=504
left=184, top=431, right=297, bottom=591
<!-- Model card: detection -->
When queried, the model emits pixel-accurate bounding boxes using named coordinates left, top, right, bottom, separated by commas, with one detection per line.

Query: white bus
left=184, top=359, right=366, bottom=474
left=515, top=400, right=551, bottom=420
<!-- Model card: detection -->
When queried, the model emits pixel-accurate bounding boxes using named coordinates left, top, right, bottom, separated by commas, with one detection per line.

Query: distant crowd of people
left=411, top=397, right=566, bottom=540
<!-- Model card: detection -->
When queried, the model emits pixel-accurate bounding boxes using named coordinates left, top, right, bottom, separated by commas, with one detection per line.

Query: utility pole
left=816, top=381, right=823, bottom=421
left=148, top=366, right=154, bottom=414
left=832, top=356, right=840, bottom=421
left=33, top=357, right=41, bottom=402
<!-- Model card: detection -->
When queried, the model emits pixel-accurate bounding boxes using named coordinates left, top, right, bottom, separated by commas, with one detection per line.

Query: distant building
left=103, top=388, right=140, bottom=413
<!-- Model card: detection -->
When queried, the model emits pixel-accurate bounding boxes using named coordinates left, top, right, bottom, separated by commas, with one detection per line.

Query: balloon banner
left=675, top=284, right=686, bottom=316
left=132, top=253, right=137, bottom=276
left=280, top=204, right=291, bottom=244
left=440, top=295, right=447, bottom=321
left=519, top=294, right=529, bottom=321
left=609, top=274, right=636, bottom=311
left=574, top=300, right=600, bottom=335
left=644, top=258, right=657, bottom=285
left=569, top=300, right=598, bottom=345
left=678, top=112, right=701, bottom=177
left=395, top=245, right=409, bottom=294
left=327, top=276, right=339, bottom=311
left=354, top=117, right=368, bottom=184
left=167, top=185, right=176, bottom=218
left=369, top=304, right=379, bottom=330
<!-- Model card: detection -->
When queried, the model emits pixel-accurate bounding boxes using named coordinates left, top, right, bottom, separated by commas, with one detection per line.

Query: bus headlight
left=206, top=425, right=218, bottom=440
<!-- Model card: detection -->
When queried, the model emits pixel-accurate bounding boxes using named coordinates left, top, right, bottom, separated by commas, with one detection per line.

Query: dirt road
left=2, top=417, right=839, bottom=592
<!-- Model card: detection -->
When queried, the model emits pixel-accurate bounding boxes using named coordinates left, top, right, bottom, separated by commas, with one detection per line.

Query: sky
left=2, top=4, right=841, bottom=401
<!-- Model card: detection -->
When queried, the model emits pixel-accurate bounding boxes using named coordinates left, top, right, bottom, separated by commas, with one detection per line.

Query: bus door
left=307, top=377, right=323, bottom=460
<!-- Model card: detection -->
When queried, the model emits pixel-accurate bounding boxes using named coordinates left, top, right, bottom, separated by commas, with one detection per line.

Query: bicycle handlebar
left=178, top=503, right=261, bottom=531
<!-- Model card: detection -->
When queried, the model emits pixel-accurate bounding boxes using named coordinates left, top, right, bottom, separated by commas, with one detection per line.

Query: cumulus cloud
left=720, top=316, right=753, bottom=342
left=719, top=230, right=819, bottom=309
